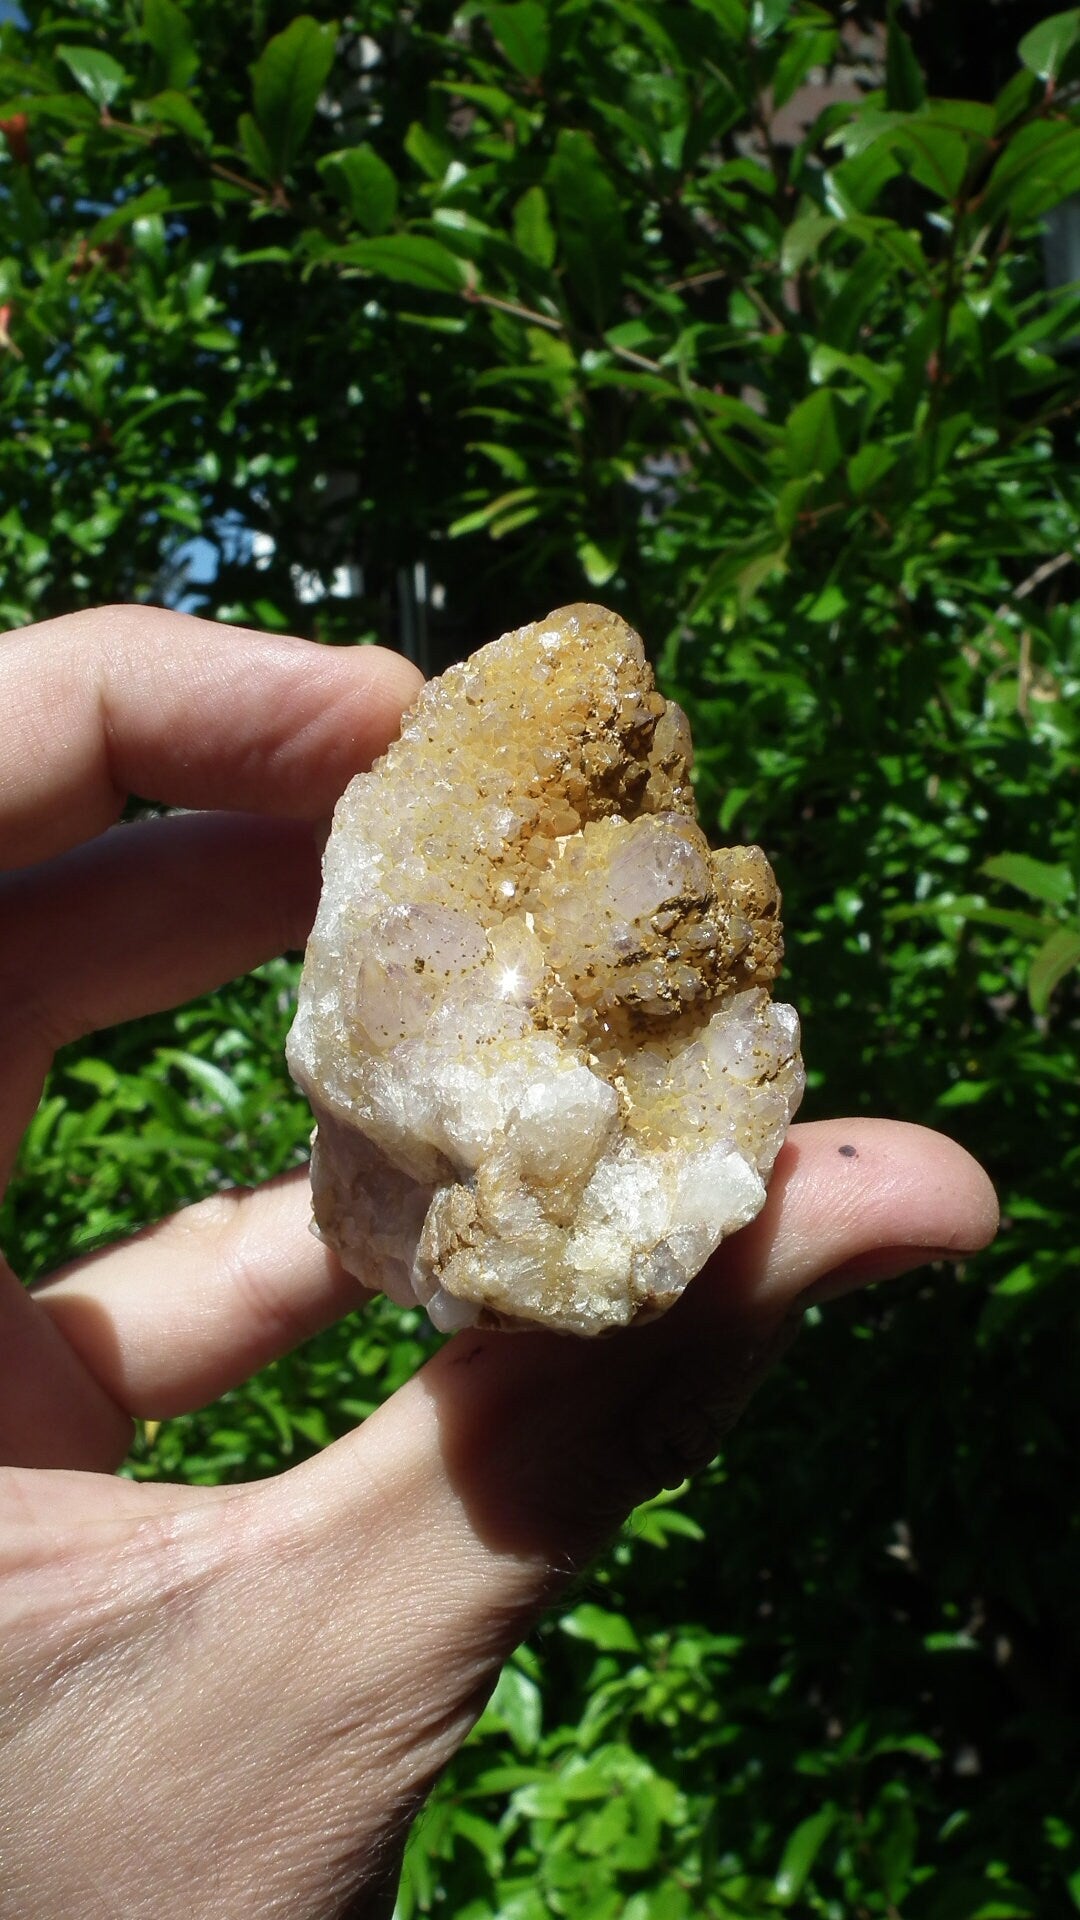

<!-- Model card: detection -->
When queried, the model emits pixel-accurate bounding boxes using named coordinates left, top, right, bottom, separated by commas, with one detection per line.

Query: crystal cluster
left=287, top=604, right=804, bottom=1335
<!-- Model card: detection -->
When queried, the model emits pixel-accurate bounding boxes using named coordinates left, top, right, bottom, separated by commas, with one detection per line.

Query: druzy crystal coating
left=287, top=604, right=804, bottom=1335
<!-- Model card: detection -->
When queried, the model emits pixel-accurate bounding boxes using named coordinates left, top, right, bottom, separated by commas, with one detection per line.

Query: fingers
left=297, top=1118, right=998, bottom=1612
left=0, top=604, right=423, bottom=870
left=0, top=1253, right=134, bottom=1471
left=28, top=1120, right=997, bottom=1480
left=32, top=1171, right=364, bottom=1433
left=0, top=1464, right=232, bottom=1549
left=206, top=1119, right=995, bottom=1887
left=0, top=605, right=423, bottom=1468
left=4, top=813, right=322, bottom=1043
left=0, top=812, right=323, bottom=1172
left=1, top=1121, right=997, bottom=1920
left=715, top=1118, right=1001, bottom=1301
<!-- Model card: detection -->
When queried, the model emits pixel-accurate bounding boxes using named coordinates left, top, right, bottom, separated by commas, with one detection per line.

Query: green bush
left=2, top=3, right=1079, bottom=1914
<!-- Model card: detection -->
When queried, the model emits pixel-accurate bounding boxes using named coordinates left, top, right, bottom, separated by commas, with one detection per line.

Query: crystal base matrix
left=287, top=604, right=804, bottom=1335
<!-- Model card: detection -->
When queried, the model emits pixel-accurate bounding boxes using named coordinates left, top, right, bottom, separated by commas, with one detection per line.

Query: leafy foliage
left=2, top=2, right=1080, bottom=1915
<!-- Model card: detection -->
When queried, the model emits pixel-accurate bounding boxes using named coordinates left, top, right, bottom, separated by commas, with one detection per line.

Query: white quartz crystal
left=287, top=604, right=804, bottom=1335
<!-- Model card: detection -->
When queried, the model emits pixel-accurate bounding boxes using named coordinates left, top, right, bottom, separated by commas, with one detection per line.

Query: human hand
left=0, top=606, right=998, bottom=1919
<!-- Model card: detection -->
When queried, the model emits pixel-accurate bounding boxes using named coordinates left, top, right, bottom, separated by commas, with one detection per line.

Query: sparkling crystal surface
left=287, top=604, right=804, bottom=1334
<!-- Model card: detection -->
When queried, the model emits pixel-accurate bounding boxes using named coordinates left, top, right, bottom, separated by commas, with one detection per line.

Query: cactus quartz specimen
left=287, top=605, right=803, bottom=1335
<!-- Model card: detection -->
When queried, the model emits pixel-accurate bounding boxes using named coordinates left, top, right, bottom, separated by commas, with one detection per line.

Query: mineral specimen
left=287, top=604, right=804, bottom=1336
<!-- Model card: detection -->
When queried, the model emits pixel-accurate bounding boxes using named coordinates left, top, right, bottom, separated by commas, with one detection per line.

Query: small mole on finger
left=838, top=1144, right=858, bottom=1158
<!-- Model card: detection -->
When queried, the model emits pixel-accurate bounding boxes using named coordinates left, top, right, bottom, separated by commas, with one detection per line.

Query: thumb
left=242, top=1119, right=995, bottom=1877
left=0, top=1124, right=996, bottom=1920
left=299, top=1119, right=997, bottom=1569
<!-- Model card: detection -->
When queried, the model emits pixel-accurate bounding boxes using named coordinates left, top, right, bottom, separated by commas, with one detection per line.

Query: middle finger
left=0, top=810, right=321, bottom=1177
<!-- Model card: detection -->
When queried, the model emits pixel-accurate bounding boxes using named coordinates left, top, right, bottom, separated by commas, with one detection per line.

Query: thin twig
left=462, top=287, right=665, bottom=372
left=462, top=287, right=562, bottom=333
left=1017, top=626, right=1032, bottom=725
left=99, top=110, right=269, bottom=202
left=666, top=267, right=728, bottom=294
left=976, top=550, right=1074, bottom=649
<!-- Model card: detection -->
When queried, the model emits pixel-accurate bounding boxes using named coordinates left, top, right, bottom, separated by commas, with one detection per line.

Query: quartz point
left=287, top=604, right=804, bottom=1336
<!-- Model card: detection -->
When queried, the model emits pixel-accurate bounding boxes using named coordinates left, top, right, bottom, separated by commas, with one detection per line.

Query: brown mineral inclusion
left=287, top=604, right=804, bottom=1335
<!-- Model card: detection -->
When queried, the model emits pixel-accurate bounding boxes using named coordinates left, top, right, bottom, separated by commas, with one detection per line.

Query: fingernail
left=803, top=1246, right=972, bottom=1306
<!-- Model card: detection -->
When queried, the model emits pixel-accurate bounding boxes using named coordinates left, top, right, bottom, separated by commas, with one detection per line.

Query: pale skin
left=0, top=606, right=999, bottom=1919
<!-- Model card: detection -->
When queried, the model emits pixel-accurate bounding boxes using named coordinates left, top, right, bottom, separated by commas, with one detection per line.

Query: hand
left=0, top=606, right=998, bottom=1920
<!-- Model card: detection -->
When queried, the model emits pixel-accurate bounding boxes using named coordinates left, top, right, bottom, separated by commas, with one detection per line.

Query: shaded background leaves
left=1, top=2, right=1078, bottom=1913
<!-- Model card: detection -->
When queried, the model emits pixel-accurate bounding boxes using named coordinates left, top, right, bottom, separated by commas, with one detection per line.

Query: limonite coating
left=287, top=605, right=804, bottom=1335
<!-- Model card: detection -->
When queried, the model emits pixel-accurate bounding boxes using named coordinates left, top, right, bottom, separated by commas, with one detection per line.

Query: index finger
left=0, top=604, right=424, bottom=869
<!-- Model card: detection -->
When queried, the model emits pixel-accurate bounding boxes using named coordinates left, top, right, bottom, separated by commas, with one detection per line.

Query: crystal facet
left=287, top=604, right=804, bottom=1334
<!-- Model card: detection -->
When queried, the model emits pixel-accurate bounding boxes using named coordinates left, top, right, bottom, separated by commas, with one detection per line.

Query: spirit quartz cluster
left=287, top=605, right=804, bottom=1336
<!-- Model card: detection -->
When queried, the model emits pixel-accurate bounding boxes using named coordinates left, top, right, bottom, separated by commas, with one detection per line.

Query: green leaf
left=832, top=105, right=983, bottom=201
left=751, top=0, right=794, bottom=41
left=785, top=388, right=843, bottom=478
left=449, top=486, right=539, bottom=535
left=144, top=89, right=212, bottom=148
left=404, top=118, right=451, bottom=181
left=485, top=1661, right=543, bottom=1754
left=781, top=210, right=837, bottom=274
left=317, top=145, right=398, bottom=234
left=982, top=852, right=1075, bottom=909
left=237, top=110, right=275, bottom=183
left=896, top=115, right=975, bottom=201
left=774, top=1806, right=839, bottom=1903
left=984, top=120, right=1080, bottom=225
left=826, top=145, right=904, bottom=217
left=992, top=65, right=1040, bottom=133
left=936, top=1080, right=993, bottom=1109
left=250, top=14, right=338, bottom=180
left=469, top=439, right=529, bottom=481
left=773, top=26, right=838, bottom=111
left=885, top=4, right=926, bottom=111
left=547, top=129, right=625, bottom=327
left=690, top=534, right=789, bottom=614
left=83, top=185, right=173, bottom=241
left=561, top=1604, right=641, bottom=1653
left=512, top=184, right=556, bottom=268
left=0, top=89, right=96, bottom=131
left=810, top=341, right=898, bottom=404
left=80, top=181, right=237, bottom=245
left=57, top=45, right=128, bottom=110
left=993, top=1264, right=1041, bottom=1304
left=1028, top=927, right=1080, bottom=1014
left=142, top=0, right=198, bottom=92
left=322, top=233, right=468, bottom=292
left=1018, top=9, right=1080, bottom=83
left=66, top=1057, right=120, bottom=1097
left=876, top=1790, right=918, bottom=1905
left=805, top=583, right=847, bottom=624
left=577, top=536, right=620, bottom=586
left=689, top=0, right=749, bottom=35
left=479, top=1, right=550, bottom=80
left=156, top=1049, right=243, bottom=1117
left=453, top=1809, right=504, bottom=1874
left=847, top=442, right=897, bottom=496
left=967, top=1903, right=1045, bottom=1919
left=890, top=897, right=1054, bottom=941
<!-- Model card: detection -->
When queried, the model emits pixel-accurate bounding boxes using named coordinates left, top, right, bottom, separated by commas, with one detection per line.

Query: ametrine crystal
left=287, top=604, right=804, bottom=1335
